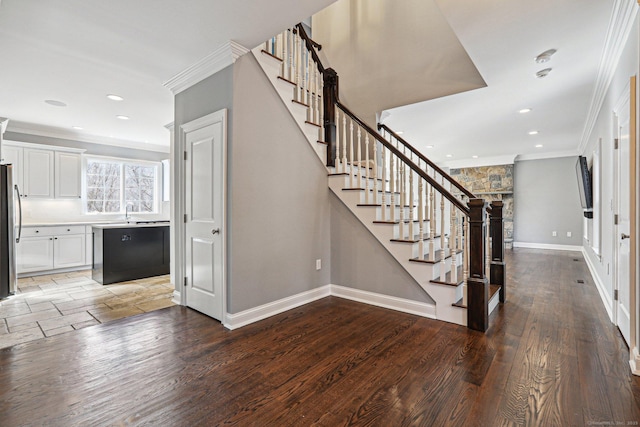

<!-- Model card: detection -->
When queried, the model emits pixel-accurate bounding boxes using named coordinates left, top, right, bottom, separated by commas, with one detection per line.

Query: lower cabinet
left=17, top=226, right=87, bottom=274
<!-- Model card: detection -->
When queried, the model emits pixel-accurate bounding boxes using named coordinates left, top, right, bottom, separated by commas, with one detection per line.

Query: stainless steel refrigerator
left=0, top=164, right=21, bottom=298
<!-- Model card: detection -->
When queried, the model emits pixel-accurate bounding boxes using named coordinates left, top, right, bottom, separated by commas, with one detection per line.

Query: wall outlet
left=552, top=231, right=557, bottom=237
left=316, top=259, right=322, bottom=270
left=566, top=231, right=572, bottom=237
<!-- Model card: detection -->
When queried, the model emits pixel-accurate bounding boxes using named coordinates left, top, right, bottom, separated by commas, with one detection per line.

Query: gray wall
left=228, top=53, right=331, bottom=313
left=3, top=132, right=169, bottom=162
left=330, top=193, right=433, bottom=303
left=513, top=156, right=584, bottom=246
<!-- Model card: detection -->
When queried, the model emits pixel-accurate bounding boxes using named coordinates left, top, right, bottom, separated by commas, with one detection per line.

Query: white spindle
left=429, top=185, right=435, bottom=259
left=349, top=120, right=354, bottom=188
left=318, top=75, right=324, bottom=141
left=458, top=206, right=463, bottom=252
left=287, top=30, right=293, bottom=81
left=365, top=134, right=370, bottom=203
left=372, top=138, right=378, bottom=206
left=399, top=163, right=405, bottom=238
left=450, top=208, right=458, bottom=283
left=381, top=146, right=387, bottom=221
left=390, top=154, right=396, bottom=222
left=418, top=179, right=424, bottom=258
left=335, top=110, right=341, bottom=172
left=440, top=182, right=446, bottom=280
left=409, top=169, right=414, bottom=238
left=357, top=127, right=362, bottom=189
left=342, top=115, right=347, bottom=178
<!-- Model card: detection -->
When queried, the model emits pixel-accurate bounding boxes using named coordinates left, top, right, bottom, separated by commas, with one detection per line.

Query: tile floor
left=0, top=270, right=175, bottom=349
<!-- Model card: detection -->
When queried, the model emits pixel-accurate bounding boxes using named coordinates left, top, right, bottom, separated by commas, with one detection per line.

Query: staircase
left=252, top=25, right=506, bottom=331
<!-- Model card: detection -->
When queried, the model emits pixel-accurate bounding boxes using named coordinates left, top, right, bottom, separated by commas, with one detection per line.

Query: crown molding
left=0, top=117, right=8, bottom=134
left=441, top=154, right=517, bottom=169
left=163, top=40, right=249, bottom=95
left=515, top=149, right=580, bottom=162
left=579, top=0, right=638, bottom=153
left=5, top=120, right=169, bottom=153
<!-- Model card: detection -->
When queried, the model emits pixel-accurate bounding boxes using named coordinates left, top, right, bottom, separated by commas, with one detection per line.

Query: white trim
left=513, top=242, right=583, bottom=251
left=3, top=140, right=85, bottom=154
left=579, top=0, right=638, bottom=153
left=330, top=284, right=437, bottom=319
left=223, top=285, right=437, bottom=330
left=441, top=154, right=516, bottom=169
left=171, top=290, right=181, bottom=306
left=223, top=285, right=332, bottom=330
left=164, top=41, right=249, bottom=95
left=0, top=117, right=10, bottom=134
left=630, top=346, right=640, bottom=376
left=514, top=150, right=580, bottom=162
left=583, top=246, right=614, bottom=321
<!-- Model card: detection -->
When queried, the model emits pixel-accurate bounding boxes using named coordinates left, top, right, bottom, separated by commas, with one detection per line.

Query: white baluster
left=390, top=154, right=396, bottom=222
left=458, top=204, right=463, bottom=252
left=450, top=207, right=458, bottom=283
left=381, top=146, right=387, bottom=221
left=286, top=30, right=292, bottom=81
left=373, top=138, right=378, bottom=206
left=486, top=220, right=491, bottom=280
left=365, top=134, right=370, bottom=203
left=399, top=163, right=405, bottom=238
left=318, top=74, right=324, bottom=141
left=418, top=179, right=424, bottom=258
left=335, top=110, right=341, bottom=173
left=429, top=185, right=435, bottom=259
left=440, top=178, right=446, bottom=280
left=342, top=115, right=347, bottom=178
left=349, top=120, right=354, bottom=188
left=409, top=168, right=414, bottom=239
left=357, top=127, right=362, bottom=189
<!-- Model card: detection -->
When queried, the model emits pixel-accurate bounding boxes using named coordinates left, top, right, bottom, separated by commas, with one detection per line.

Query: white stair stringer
left=252, top=47, right=326, bottom=165
left=329, top=174, right=467, bottom=326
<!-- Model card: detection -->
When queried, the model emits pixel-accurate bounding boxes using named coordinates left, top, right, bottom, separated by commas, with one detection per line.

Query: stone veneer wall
left=449, top=164, right=514, bottom=248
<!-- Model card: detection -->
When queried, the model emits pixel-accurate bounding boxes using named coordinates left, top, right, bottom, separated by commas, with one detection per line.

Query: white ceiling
left=314, top=0, right=620, bottom=168
left=0, top=0, right=627, bottom=164
left=0, top=0, right=335, bottom=152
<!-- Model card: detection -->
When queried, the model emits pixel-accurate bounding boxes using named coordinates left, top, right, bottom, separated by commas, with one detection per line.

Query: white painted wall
left=582, top=16, right=639, bottom=317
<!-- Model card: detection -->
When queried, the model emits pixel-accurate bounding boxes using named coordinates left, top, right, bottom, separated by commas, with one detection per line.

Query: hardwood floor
left=1, top=248, right=639, bottom=426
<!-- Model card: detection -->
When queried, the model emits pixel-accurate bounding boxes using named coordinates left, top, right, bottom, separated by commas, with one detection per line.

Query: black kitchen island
left=92, top=222, right=170, bottom=285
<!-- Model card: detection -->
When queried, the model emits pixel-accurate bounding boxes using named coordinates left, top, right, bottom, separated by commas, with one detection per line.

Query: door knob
left=211, top=228, right=220, bottom=235
left=622, top=233, right=630, bottom=240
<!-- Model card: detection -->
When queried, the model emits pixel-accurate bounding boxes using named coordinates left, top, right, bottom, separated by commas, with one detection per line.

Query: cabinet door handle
left=211, top=228, right=220, bottom=235
left=35, top=230, right=39, bottom=233
left=49, top=238, right=53, bottom=241
left=67, top=229, right=71, bottom=232
left=54, top=237, right=58, bottom=240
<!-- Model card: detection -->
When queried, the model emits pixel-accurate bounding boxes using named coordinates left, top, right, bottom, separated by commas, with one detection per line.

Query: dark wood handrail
left=337, top=101, right=470, bottom=215
left=378, top=123, right=476, bottom=200
left=295, top=24, right=325, bottom=74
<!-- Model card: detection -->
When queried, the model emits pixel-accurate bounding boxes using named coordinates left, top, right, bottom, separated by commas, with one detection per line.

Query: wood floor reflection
left=1, top=249, right=639, bottom=426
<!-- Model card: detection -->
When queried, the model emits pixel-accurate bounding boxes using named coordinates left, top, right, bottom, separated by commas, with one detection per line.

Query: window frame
left=83, top=155, right=161, bottom=215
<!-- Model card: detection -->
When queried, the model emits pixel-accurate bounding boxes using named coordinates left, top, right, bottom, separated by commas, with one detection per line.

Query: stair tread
left=292, top=99, right=309, bottom=108
left=305, top=120, right=321, bottom=128
left=430, top=266, right=464, bottom=286
left=451, top=284, right=501, bottom=310
left=389, top=233, right=438, bottom=243
left=277, top=75, right=295, bottom=86
left=409, top=248, right=461, bottom=264
left=317, top=140, right=328, bottom=145
left=373, top=219, right=421, bottom=224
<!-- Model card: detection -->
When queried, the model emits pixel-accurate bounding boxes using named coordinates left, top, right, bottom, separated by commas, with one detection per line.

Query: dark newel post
left=467, top=198, right=489, bottom=332
left=323, top=68, right=338, bottom=167
left=490, top=200, right=506, bottom=303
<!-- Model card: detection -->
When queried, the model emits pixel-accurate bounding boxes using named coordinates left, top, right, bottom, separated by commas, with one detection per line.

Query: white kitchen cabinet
left=0, top=144, right=24, bottom=190
left=23, top=148, right=54, bottom=198
left=17, top=225, right=87, bottom=274
left=17, top=236, right=55, bottom=273
left=54, top=152, right=82, bottom=198
left=85, top=226, right=93, bottom=267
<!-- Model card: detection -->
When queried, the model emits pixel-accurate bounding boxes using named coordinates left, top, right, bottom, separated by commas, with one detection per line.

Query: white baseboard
left=171, top=290, right=181, bottom=306
left=513, top=242, right=583, bottom=251
left=630, top=347, right=640, bottom=376
left=582, top=247, right=613, bottom=321
left=223, top=285, right=331, bottom=330
left=330, top=284, right=436, bottom=319
left=222, top=284, right=437, bottom=330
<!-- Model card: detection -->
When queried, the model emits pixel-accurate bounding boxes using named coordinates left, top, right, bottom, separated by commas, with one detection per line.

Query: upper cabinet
left=1, top=141, right=84, bottom=199
left=54, top=152, right=82, bottom=198
left=24, top=148, right=54, bottom=198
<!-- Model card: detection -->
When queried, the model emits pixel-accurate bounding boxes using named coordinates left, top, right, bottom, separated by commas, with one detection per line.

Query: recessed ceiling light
left=71, top=126, right=83, bottom=130
left=44, top=99, right=67, bottom=107
left=535, top=144, right=543, bottom=148
left=528, top=130, right=539, bottom=135
left=426, top=145, right=434, bottom=149
left=445, top=154, right=453, bottom=158
left=519, top=108, right=532, bottom=114
left=535, top=49, right=557, bottom=64
left=536, top=68, right=552, bottom=78
left=472, top=155, right=479, bottom=159
left=107, top=94, right=124, bottom=101
left=116, top=115, right=130, bottom=120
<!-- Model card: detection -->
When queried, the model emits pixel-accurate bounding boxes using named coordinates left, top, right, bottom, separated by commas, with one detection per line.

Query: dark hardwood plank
left=1, top=248, right=640, bottom=426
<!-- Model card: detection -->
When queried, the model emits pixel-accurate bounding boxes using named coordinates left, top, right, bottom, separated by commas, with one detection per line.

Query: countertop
left=23, top=220, right=170, bottom=227
left=91, top=221, right=170, bottom=229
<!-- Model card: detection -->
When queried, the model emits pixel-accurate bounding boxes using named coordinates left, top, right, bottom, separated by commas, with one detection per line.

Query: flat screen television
left=576, top=155, right=593, bottom=218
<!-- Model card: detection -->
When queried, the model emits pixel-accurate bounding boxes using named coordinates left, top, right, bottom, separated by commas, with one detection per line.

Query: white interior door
left=183, top=111, right=226, bottom=321
left=616, top=95, right=631, bottom=345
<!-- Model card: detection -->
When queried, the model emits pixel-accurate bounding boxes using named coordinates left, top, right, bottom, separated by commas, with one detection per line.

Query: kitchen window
left=85, top=157, right=159, bottom=214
